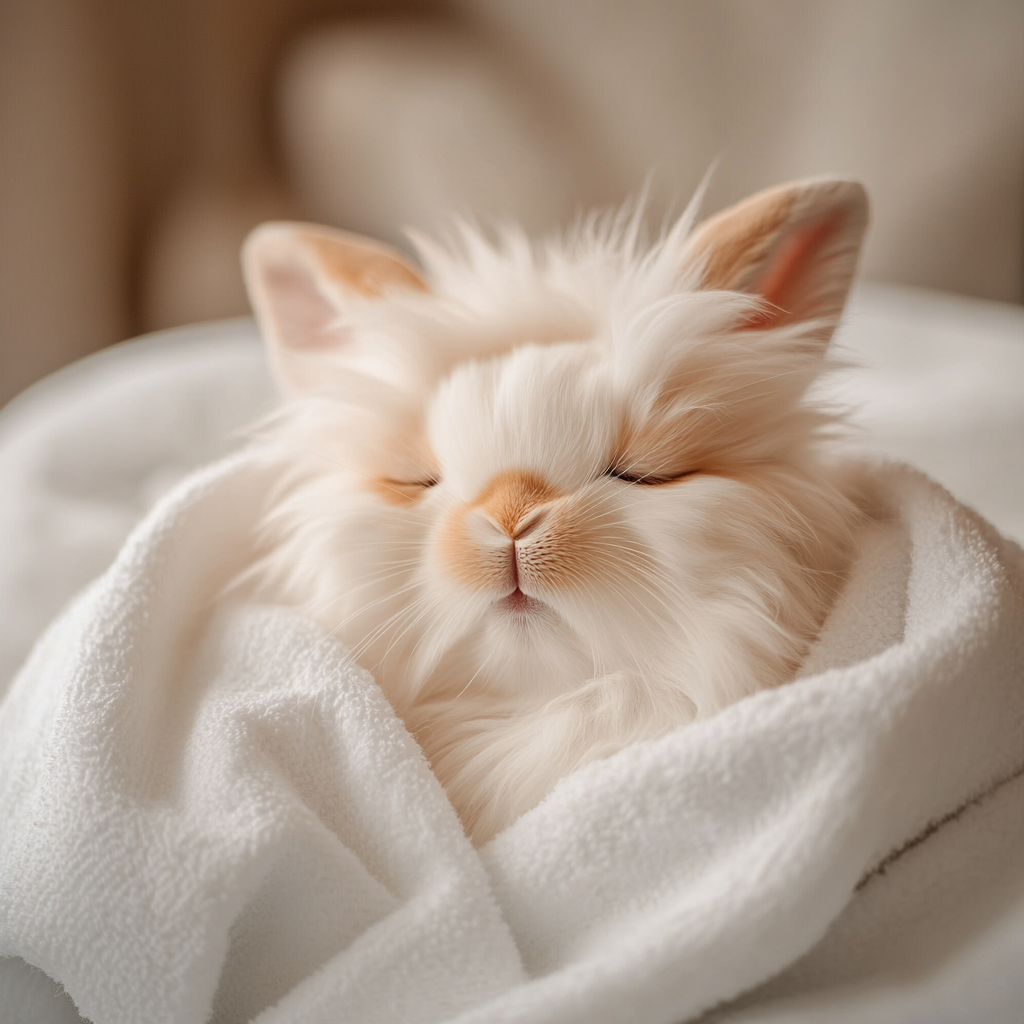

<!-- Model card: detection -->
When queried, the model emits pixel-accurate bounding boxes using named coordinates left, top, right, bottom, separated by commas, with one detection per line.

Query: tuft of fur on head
left=241, top=178, right=869, bottom=843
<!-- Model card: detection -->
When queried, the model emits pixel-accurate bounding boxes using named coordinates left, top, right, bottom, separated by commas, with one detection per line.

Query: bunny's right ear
left=242, top=222, right=428, bottom=394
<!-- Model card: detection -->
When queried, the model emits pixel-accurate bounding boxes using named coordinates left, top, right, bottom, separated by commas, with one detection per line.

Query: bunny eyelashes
left=243, top=178, right=868, bottom=843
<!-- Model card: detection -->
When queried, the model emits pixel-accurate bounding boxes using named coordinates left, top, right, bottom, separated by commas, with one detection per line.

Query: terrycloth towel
left=2, top=435, right=1024, bottom=1024
left=2, top=289, right=1024, bottom=1024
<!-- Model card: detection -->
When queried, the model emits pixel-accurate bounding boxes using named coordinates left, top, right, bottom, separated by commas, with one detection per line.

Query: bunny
left=242, top=178, right=867, bottom=843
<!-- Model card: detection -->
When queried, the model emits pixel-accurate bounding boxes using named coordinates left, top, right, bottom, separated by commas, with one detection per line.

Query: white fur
left=244, top=183, right=867, bottom=842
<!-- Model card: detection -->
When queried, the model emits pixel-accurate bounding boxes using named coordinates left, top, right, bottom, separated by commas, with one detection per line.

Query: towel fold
left=1, top=444, right=1023, bottom=1024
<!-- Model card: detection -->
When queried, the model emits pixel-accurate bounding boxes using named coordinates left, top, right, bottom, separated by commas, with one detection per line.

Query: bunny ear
left=242, top=222, right=427, bottom=393
left=686, top=178, right=868, bottom=341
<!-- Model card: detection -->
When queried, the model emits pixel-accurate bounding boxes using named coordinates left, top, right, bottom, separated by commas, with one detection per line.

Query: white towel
left=2, top=289, right=1024, bottom=1024
left=2, top=440, right=1023, bottom=1024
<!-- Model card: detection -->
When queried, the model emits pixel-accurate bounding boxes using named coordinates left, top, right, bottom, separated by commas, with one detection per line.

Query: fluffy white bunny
left=242, top=179, right=868, bottom=843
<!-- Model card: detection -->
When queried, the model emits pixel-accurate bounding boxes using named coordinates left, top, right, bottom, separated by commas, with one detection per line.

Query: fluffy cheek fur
left=258, top=449, right=857, bottom=844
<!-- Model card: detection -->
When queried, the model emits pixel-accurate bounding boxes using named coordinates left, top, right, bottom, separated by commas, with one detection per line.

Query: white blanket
left=2, top=288, right=1024, bottom=1024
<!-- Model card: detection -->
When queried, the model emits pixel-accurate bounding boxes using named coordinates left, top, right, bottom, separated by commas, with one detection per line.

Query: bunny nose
left=510, top=504, right=549, bottom=540
left=475, top=470, right=556, bottom=539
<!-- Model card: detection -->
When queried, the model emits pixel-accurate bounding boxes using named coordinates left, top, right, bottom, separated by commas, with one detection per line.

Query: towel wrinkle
left=1, top=452, right=1022, bottom=1024
left=856, top=756, right=1024, bottom=892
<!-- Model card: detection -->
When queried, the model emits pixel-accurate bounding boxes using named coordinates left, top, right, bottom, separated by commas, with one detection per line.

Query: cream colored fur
left=242, top=179, right=868, bottom=843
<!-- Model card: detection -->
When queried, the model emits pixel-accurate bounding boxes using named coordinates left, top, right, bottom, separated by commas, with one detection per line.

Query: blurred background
left=1, top=0, right=1021, bottom=407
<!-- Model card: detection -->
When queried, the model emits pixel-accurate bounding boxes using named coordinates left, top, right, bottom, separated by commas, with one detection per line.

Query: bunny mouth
left=495, top=587, right=544, bottom=615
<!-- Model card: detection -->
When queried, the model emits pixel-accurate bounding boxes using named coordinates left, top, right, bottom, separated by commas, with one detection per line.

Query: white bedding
left=0, top=284, right=1022, bottom=1024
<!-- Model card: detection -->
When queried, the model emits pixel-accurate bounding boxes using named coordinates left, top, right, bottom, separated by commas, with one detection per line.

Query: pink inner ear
left=742, top=215, right=836, bottom=331
left=264, top=262, right=346, bottom=351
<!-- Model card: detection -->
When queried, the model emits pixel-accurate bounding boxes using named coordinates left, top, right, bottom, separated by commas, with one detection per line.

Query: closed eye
left=604, top=467, right=696, bottom=485
left=371, top=475, right=440, bottom=506
left=384, top=477, right=439, bottom=489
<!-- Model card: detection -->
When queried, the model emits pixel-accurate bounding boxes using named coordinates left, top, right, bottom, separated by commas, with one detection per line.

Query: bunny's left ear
left=685, top=178, right=868, bottom=341
left=242, top=222, right=427, bottom=394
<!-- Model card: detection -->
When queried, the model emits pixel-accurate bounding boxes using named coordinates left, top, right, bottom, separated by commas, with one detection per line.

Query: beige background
left=1, top=0, right=1021, bottom=406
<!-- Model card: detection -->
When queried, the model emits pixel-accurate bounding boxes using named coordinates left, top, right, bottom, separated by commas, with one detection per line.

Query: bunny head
left=243, top=179, right=867, bottom=842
